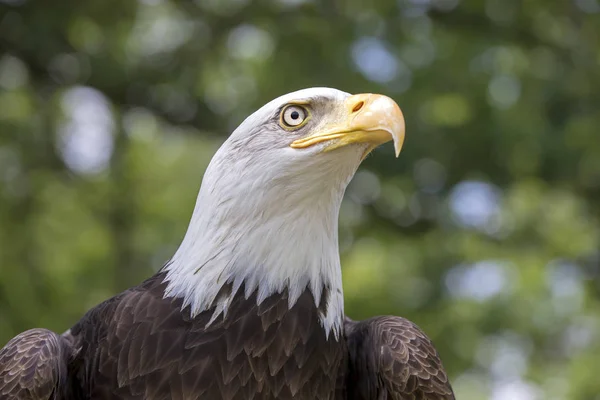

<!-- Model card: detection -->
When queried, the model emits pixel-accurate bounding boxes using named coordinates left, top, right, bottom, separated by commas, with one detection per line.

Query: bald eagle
left=0, top=88, right=454, bottom=399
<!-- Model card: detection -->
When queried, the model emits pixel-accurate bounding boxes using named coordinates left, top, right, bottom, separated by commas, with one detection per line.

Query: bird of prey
left=0, top=88, right=454, bottom=399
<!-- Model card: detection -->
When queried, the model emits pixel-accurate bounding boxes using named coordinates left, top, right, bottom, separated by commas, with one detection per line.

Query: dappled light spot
left=575, top=0, right=600, bottom=13
left=123, top=107, right=160, bottom=141
left=127, top=3, right=196, bottom=59
left=545, top=260, right=584, bottom=316
left=561, top=316, right=599, bottom=355
left=67, top=18, right=105, bottom=54
left=470, top=45, right=530, bottom=75
left=0, top=55, right=28, bottom=89
left=491, top=380, right=542, bottom=400
left=445, top=260, right=512, bottom=302
left=58, top=87, right=114, bottom=175
left=532, top=11, right=577, bottom=49
left=204, top=70, right=258, bottom=115
left=0, top=89, right=32, bottom=121
left=476, top=332, right=533, bottom=380
left=487, top=75, right=521, bottom=109
left=351, top=37, right=405, bottom=84
left=400, top=39, right=436, bottom=69
left=420, top=93, right=472, bottom=127
left=227, top=25, right=275, bottom=61
left=451, top=372, right=490, bottom=400
left=449, top=180, right=503, bottom=234
left=486, top=0, right=518, bottom=25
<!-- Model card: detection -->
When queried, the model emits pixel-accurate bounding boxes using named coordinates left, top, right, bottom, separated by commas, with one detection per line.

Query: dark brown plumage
left=0, top=272, right=453, bottom=399
left=344, top=317, right=454, bottom=400
left=0, top=329, right=74, bottom=400
left=70, top=272, right=343, bottom=399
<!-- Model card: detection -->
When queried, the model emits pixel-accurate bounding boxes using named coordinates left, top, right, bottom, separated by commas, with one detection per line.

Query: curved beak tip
left=392, top=119, right=405, bottom=158
left=368, top=94, right=405, bottom=158
left=394, top=138, right=402, bottom=158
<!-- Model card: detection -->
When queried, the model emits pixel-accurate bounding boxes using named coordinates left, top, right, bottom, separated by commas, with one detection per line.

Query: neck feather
left=162, top=163, right=347, bottom=339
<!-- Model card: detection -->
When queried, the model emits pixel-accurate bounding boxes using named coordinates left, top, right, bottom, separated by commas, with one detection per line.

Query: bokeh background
left=1, top=0, right=600, bottom=399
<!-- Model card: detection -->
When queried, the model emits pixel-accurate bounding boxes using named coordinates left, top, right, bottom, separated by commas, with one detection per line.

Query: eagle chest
left=191, top=290, right=347, bottom=399
left=83, top=285, right=345, bottom=400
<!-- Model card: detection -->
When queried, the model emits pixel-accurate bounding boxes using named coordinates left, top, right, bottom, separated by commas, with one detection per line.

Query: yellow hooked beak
left=289, top=93, right=405, bottom=158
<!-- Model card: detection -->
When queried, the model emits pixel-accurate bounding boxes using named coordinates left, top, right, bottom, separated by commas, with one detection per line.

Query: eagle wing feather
left=344, top=316, right=454, bottom=400
left=0, top=328, right=73, bottom=400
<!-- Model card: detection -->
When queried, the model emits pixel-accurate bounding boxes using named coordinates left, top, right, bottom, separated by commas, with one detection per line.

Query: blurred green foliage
left=1, top=0, right=600, bottom=399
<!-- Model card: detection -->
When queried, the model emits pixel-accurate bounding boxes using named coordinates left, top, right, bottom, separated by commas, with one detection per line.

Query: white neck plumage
left=162, top=143, right=358, bottom=340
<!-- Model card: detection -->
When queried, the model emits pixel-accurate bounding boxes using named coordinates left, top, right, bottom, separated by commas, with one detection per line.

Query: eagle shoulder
left=344, top=316, right=454, bottom=400
left=0, top=328, right=75, bottom=400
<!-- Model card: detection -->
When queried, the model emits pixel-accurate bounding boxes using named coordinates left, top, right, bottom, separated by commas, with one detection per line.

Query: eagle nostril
left=352, top=101, right=364, bottom=113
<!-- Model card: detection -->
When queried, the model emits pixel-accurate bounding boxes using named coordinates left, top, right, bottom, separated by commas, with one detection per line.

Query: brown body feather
left=0, top=273, right=453, bottom=399
left=67, top=272, right=344, bottom=399
left=0, top=329, right=74, bottom=400
left=344, top=317, right=454, bottom=400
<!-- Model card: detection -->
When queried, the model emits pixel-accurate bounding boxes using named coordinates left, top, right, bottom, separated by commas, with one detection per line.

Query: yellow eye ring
left=280, top=104, right=310, bottom=130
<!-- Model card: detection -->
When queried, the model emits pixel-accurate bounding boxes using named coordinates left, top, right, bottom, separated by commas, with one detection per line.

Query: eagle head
left=164, top=87, right=405, bottom=338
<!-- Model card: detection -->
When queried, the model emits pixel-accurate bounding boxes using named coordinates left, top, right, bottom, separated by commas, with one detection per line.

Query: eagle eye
left=280, top=105, right=309, bottom=129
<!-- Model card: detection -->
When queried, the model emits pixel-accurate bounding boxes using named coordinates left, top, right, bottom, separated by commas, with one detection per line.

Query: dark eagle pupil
left=291, top=111, right=299, bottom=120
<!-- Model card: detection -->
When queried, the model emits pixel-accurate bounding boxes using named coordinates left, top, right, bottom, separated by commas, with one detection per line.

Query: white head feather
left=163, top=87, right=374, bottom=339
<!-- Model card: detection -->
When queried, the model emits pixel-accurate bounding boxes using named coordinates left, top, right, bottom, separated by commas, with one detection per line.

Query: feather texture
left=66, top=272, right=344, bottom=399
left=0, top=279, right=454, bottom=399
left=344, top=316, right=455, bottom=400
left=0, top=328, right=74, bottom=399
